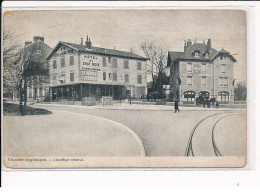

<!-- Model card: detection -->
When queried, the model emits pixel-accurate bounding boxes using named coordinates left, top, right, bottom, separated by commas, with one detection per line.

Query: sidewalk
left=36, top=102, right=246, bottom=112
left=3, top=109, right=145, bottom=157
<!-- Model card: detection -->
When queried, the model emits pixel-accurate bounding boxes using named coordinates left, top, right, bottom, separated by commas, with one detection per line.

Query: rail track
left=184, top=112, right=242, bottom=157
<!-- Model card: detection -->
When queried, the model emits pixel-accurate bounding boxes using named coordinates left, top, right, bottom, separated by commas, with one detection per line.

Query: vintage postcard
left=2, top=9, right=247, bottom=168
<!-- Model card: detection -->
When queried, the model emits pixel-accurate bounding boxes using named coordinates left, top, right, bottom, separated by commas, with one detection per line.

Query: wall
left=179, top=61, right=214, bottom=101
left=170, top=56, right=235, bottom=102
left=213, top=55, right=235, bottom=101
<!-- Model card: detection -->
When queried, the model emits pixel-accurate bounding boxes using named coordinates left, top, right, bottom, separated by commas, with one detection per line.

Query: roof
left=167, top=42, right=236, bottom=66
left=22, top=40, right=53, bottom=63
left=46, top=41, right=148, bottom=61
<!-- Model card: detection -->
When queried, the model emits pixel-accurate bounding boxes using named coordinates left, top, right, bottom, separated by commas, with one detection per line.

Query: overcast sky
left=4, top=9, right=247, bottom=81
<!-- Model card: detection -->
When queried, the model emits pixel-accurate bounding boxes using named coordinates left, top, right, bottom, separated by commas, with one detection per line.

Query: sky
left=3, top=9, right=247, bottom=82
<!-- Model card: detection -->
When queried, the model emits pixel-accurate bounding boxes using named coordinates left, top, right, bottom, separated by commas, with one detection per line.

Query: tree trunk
left=19, top=80, right=24, bottom=115
left=157, top=71, right=163, bottom=97
left=24, top=78, right=27, bottom=106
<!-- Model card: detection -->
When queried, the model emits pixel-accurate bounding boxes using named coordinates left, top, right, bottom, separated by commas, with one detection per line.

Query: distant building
left=22, top=36, right=53, bottom=102
left=46, top=36, right=148, bottom=101
left=167, top=39, right=237, bottom=103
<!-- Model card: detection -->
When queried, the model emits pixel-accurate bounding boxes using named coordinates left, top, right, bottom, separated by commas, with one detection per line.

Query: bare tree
left=3, top=31, right=22, bottom=101
left=3, top=31, right=48, bottom=114
left=141, top=41, right=168, bottom=97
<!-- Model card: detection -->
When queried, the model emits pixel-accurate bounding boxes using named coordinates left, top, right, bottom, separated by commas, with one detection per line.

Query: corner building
left=46, top=37, right=148, bottom=101
left=167, top=39, right=237, bottom=103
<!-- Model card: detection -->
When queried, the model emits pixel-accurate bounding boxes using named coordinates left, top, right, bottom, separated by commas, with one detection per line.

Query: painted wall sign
left=81, top=70, right=98, bottom=81
left=81, top=54, right=100, bottom=69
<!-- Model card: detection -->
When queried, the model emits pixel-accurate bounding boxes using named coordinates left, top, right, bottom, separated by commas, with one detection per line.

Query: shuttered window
left=137, top=75, right=142, bottom=84
left=61, top=57, right=65, bottom=67
left=53, top=60, right=57, bottom=69
left=70, top=55, right=74, bottom=66
left=125, top=74, right=129, bottom=83
left=124, top=60, right=129, bottom=69
left=137, top=62, right=142, bottom=70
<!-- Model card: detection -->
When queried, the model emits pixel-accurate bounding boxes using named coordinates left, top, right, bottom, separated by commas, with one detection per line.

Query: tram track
left=185, top=112, right=236, bottom=157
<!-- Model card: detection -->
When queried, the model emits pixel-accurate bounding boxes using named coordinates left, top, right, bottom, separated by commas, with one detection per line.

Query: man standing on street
left=175, top=99, right=180, bottom=113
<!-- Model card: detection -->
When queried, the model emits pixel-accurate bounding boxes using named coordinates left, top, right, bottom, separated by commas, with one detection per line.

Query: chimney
left=25, top=41, right=32, bottom=47
left=81, top=38, right=83, bottom=45
left=33, top=36, right=44, bottom=43
left=85, top=35, right=92, bottom=49
left=184, top=40, right=187, bottom=51
left=186, top=39, right=192, bottom=48
left=207, top=38, right=211, bottom=51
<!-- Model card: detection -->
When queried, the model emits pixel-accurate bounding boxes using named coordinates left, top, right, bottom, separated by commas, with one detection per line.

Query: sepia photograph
left=2, top=9, right=247, bottom=168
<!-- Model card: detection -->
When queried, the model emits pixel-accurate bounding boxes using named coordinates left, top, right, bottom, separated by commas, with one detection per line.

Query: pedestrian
left=203, top=100, right=206, bottom=108
left=207, top=100, right=211, bottom=108
left=174, top=99, right=180, bottom=113
left=216, top=101, right=219, bottom=109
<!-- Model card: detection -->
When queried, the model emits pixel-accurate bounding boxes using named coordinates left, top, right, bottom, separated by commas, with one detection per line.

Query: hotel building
left=46, top=36, right=148, bottom=101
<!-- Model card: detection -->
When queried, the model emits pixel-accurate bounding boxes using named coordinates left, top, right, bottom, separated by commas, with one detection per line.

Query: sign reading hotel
left=81, top=54, right=100, bottom=69
left=81, top=54, right=100, bottom=81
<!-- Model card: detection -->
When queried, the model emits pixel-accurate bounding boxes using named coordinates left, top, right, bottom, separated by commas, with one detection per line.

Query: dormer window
left=205, top=52, right=209, bottom=58
left=220, top=55, right=227, bottom=60
left=193, top=50, right=200, bottom=57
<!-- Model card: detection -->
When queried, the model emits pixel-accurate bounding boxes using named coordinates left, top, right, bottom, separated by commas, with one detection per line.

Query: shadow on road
left=3, top=102, right=52, bottom=116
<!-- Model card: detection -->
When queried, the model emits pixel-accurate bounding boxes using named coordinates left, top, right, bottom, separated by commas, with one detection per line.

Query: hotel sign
left=81, top=54, right=100, bottom=70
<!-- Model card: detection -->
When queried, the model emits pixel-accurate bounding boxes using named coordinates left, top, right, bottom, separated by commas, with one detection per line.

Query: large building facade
left=46, top=37, right=148, bottom=101
left=167, top=39, right=237, bottom=103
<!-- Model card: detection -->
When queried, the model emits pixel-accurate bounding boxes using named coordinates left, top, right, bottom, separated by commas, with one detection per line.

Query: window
left=37, top=50, right=41, bottom=54
left=61, top=57, right=65, bottom=68
left=53, top=74, right=57, bottom=81
left=223, top=77, right=228, bottom=86
left=187, top=63, right=192, bottom=73
left=220, top=64, right=226, bottom=73
left=70, top=55, right=74, bottom=66
left=53, top=60, right=57, bottom=69
left=125, top=74, right=129, bottom=83
left=184, top=91, right=196, bottom=102
left=70, top=72, right=74, bottom=82
left=201, top=63, right=206, bottom=73
left=219, top=77, right=228, bottom=86
left=137, top=62, right=142, bottom=70
left=109, top=73, right=111, bottom=80
left=102, top=57, right=106, bottom=67
left=137, top=75, right=142, bottom=84
left=103, top=72, right=106, bottom=80
left=194, top=52, right=199, bottom=57
left=201, top=76, right=206, bottom=86
left=108, top=57, right=111, bottom=63
left=60, top=74, right=65, bottom=84
left=124, top=60, right=129, bottom=69
left=220, top=55, right=227, bottom=60
left=112, top=73, right=117, bottom=81
left=112, top=58, right=117, bottom=68
left=205, top=53, right=209, bottom=58
left=187, top=76, right=192, bottom=86
left=218, top=91, right=229, bottom=101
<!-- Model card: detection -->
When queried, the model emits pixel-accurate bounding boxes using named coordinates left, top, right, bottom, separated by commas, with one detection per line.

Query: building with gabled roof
left=22, top=36, right=53, bottom=102
left=167, top=39, right=237, bottom=104
left=46, top=36, right=148, bottom=102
